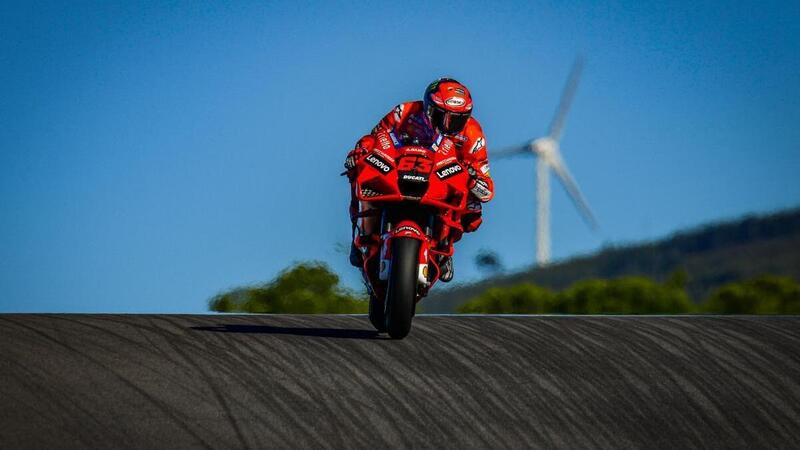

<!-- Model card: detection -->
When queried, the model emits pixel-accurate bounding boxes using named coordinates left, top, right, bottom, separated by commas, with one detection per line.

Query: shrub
left=556, top=277, right=693, bottom=314
left=458, top=284, right=556, bottom=314
left=701, top=276, right=800, bottom=314
left=457, top=276, right=693, bottom=314
left=209, top=262, right=368, bottom=313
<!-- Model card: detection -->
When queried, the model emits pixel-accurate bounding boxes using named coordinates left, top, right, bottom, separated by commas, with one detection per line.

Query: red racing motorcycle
left=350, top=130, right=470, bottom=339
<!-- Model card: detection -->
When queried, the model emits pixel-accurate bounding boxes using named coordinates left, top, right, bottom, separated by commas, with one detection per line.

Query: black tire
left=368, top=293, right=387, bottom=332
left=385, top=237, right=420, bottom=339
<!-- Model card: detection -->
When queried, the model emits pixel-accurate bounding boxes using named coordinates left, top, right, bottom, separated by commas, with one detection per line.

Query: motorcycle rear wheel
left=385, top=237, right=420, bottom=339
left=368, top=293, right=387, bottom=332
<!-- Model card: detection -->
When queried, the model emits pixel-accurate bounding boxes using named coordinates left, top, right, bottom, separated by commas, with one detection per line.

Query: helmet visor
left=427, top=104, right=470, bottom=134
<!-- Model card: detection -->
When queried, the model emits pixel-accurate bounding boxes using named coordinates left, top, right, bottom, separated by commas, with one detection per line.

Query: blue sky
left=1, top=0, right=798, bottom=312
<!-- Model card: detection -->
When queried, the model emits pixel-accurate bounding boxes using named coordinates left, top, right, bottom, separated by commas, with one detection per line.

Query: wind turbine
left=492, top=57, right=597, bottom=266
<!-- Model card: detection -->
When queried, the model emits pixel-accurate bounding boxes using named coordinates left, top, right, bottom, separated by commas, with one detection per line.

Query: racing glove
left=467, top=164, right=494, bottom=202
left=343, top=135, right=375, bottom=180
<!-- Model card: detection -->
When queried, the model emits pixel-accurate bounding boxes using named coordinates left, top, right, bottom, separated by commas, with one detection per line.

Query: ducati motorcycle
left=349, top=131, right=470, bottom=339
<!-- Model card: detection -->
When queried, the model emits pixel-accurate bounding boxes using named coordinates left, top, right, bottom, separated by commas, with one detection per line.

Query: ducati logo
left=401, top=174, right=427, bottom=182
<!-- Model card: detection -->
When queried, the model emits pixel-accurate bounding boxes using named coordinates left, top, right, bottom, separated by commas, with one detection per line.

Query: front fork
left=378, top=211, right=435, bottom=292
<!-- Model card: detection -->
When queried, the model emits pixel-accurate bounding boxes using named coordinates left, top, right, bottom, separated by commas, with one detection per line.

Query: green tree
left=457, top=276, right=694, bottom=314
left=701, top=276, right=800, bottom=314
left=557, top=277, right=693, bottom=314
left=209, top=261, right=368, bottom=313
left=458, top=284, right=556, bottom=314
left=665, top=268, right=689, bottom=291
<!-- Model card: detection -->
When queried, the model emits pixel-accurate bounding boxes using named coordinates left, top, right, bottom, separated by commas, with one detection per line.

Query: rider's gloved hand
left=344, top=152, right=358, bottom=172
left=467, top=164, right=493, bottom=202
left=344, top=135, right=375, bottom=180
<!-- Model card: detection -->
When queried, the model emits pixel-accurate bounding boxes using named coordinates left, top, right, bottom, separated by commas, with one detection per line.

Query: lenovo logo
left=436, top=163, right=463, bottom=180
left=366, top=154, right=392, bottom=173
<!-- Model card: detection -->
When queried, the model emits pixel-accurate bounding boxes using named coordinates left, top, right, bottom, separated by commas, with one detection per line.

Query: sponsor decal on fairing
left=436, top=163, right=463, bottom=180
left=365, top=153, right=392, bottom=173
left=401, top=174, right=428, bottom=183
left=402, top=147, right=429, bottom=155
left=418, top=264, right=430, bottom=286
left=389, top=130, right=400, bottom=147
left=396, top=226, right=421, bottom=235
left=372, top=148, right=395, bottom=163
left=377, top=132, right=393, bottom=150
left=435, top=156, right=458, bottom=168
left=361, top=187, right=382, bottom=198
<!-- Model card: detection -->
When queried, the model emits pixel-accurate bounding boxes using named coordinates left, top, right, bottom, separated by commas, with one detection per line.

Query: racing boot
left=349, top=242, right=363, bottom=268
left=438, top=256, right=454, bottom=283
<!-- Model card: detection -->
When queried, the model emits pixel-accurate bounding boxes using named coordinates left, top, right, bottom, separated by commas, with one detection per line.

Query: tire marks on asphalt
left=1, top=315, right=799, bottom=449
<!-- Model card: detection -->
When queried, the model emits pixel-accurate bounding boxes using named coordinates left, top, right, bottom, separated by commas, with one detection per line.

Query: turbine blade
left=547, top=56, right=584, bottom=142
left=549, top=152, right=598, bottom=229
left=490, top=143, right=532, bottom=159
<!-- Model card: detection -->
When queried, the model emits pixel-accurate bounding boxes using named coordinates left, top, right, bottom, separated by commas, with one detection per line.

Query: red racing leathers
left=346, top=101, right=494, bottom=233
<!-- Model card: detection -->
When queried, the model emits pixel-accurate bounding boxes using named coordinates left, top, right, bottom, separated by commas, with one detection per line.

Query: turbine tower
left=493, top=57, right=597, bottom=266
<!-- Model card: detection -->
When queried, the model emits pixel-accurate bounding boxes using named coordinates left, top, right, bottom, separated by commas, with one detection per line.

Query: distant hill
left=424, top=208, right=800, bottom=313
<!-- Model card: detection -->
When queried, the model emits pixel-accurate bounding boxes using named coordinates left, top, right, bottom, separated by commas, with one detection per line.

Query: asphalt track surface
left=1, top=315, right=799, bottom=449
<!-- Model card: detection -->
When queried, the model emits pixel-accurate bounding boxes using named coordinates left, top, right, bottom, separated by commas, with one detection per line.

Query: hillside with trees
left=425, top=208, right=800, bottom=313
left=457, top=275, right=800, bottom=314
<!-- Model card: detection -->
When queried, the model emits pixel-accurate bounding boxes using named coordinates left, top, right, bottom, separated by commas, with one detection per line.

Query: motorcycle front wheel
left=385, top=237, right=420, bottom=339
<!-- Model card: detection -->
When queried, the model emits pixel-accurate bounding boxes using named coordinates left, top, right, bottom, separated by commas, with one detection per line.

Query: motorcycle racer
left=345, top=78, right=494, bottom=282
